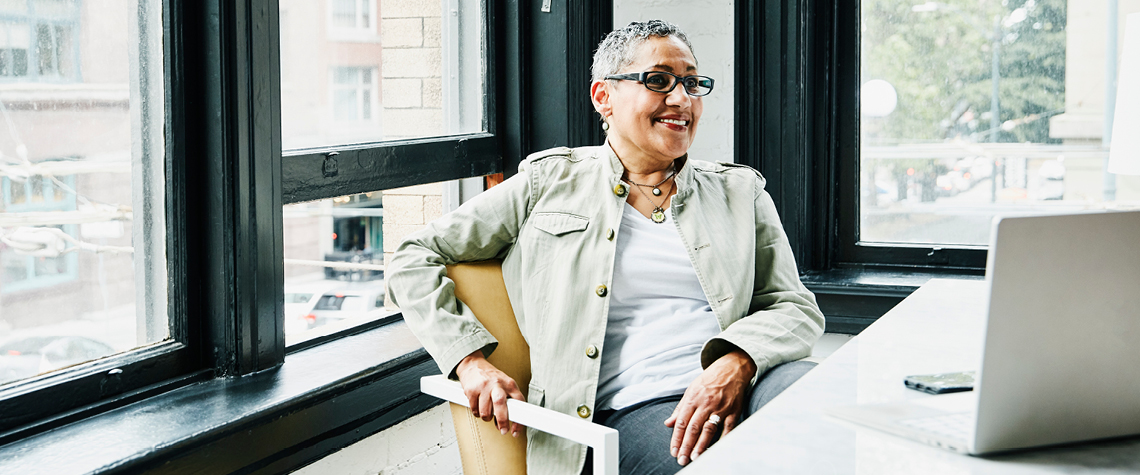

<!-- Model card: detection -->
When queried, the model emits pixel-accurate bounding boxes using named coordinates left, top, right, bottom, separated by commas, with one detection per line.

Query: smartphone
left=903, top=371, right=976, bottom=394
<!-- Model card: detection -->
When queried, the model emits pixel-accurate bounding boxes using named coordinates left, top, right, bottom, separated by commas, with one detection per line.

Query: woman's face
left=593, top=35, right=703, bottom=165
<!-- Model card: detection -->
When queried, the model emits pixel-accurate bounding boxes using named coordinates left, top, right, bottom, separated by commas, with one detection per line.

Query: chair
left=419, top=260, right=618, bottom=475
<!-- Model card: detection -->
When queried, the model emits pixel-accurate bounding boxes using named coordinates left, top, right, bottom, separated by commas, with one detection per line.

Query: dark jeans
left=582, top=360, right=817, bottom=475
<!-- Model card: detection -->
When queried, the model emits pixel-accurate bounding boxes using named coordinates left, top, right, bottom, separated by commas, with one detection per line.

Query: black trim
left=739, top=0, right=988, bottom=277
left=282, top=134, right=501, bottom=204
left=829, top=0, right=986, bottom=270
left=0, top=324, right=440, bottom=475
left=285, top=313, right=402, bottom=354
left=517, top=0, right=611, bottom=168
left=737, top=0, right=836, bottom=273
left=193, top=0, right=285, bottom=376
left=0, top=343, right=202, bottom=442
left=495, top=0, right=528, bottom=175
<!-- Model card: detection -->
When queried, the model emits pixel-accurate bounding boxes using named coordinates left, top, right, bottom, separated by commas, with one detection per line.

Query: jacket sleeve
left=701, top=176, right=825, bottom=383
left=386, top=162, right=538, bottom=377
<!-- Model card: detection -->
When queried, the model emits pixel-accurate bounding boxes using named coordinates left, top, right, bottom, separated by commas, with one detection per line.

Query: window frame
left=0, top=0, right=620, bottom=470
left=735, top=0, right=988, bottom=276
left=0, top=0, right=206, bottom=442
left=832, top=0, right=987, bottom=271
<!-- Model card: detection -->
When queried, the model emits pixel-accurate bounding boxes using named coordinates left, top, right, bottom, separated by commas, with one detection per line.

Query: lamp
left=1109, top=13, right=1140, bottom=175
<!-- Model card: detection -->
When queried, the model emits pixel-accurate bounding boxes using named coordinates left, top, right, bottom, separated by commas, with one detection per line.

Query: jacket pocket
left=527, top=382, right=545, bottom=407
left=531, top=212, right=589, bottom=236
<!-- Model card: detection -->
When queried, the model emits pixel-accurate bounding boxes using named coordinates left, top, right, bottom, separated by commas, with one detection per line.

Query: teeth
left=657, top=118, right=687, bottom=126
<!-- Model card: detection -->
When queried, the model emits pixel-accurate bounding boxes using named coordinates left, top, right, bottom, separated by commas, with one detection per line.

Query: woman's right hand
left=455, top=349, right=526, bottom=437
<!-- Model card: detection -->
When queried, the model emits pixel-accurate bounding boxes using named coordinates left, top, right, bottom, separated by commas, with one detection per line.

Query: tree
left=862, top=0, right=1066, bottom=145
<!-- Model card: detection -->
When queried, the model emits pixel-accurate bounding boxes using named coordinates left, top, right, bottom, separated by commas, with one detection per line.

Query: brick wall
left=380, top=1, right=444, bottom=139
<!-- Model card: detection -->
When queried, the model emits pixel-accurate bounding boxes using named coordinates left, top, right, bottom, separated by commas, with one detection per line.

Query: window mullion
left=192, top=0, right=285, bottom=376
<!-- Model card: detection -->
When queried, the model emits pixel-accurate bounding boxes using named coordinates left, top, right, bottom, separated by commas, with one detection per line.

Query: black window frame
left=0, top=0, right=212, bottom=442
left=735, top=0, right=988, bottom=276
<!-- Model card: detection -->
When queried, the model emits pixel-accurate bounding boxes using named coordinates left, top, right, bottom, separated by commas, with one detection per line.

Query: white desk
left=684, top=278, right=1140, bottom=474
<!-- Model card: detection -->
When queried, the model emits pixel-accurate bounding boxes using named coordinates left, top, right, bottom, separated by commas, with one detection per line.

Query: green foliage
left=862, top=0, right=1066, bottom=144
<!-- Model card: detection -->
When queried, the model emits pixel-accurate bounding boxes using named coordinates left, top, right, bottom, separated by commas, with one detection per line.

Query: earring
left=601, top=121, right=610, bottom=131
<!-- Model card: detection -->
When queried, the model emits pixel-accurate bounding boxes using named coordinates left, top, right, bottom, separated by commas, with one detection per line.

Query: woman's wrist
left=721, top=348, right=758, bottom=381
left=456, top=349, right=486, bottom=376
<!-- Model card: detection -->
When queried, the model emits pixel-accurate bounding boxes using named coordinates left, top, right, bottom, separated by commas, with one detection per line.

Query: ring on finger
left=706, top=414, right=721, bottom=426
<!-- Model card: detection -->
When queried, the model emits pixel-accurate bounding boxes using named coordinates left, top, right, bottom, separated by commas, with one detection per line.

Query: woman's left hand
left=664, top=349, right=757, bottom=466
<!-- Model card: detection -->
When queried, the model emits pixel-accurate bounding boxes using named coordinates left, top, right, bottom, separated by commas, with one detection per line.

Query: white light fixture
left=1109, top=13, right=1140, bottom=176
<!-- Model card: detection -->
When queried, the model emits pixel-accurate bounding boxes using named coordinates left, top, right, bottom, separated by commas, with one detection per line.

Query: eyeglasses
left=604, top=71, right=715, bottom=97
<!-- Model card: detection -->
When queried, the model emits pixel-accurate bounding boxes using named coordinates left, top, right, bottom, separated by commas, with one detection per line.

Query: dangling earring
left=601, top=120, right=610, bottom=131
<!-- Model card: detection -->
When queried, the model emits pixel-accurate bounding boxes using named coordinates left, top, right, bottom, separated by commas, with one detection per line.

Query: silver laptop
left=827, top=210, right=1140, bottom=455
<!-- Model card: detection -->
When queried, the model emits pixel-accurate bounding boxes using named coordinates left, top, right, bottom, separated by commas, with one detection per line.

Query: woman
left=387, top=20, right=824, bottom=475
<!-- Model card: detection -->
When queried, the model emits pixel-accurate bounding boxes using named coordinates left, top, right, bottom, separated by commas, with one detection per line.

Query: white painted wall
left=614, top=0, right=735, bottom=163
left=291, top=404, right=461, bottom=475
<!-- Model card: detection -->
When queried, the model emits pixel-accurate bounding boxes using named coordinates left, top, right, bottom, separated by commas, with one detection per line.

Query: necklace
left=624, top=165, right=675, bottom=196
left=628, top=177, right=675, bottom=223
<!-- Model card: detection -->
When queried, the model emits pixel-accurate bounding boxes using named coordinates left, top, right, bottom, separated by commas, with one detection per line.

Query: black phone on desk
left=903, top=371, right=976, bottom=394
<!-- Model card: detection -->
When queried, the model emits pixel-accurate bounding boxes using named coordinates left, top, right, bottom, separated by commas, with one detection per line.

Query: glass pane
left=283, top=178, right=483, bottom=347
left=612, top=3, right=735, bottom=162
left=279, top=0, right=485, bottom=150
left=0, top=0, right=167, bottom=387
left=861, top=0, right=1140, bottom=246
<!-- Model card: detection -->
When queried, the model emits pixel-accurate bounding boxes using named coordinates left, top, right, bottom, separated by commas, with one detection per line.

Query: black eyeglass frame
left=604, top=71, right=715, bottom=96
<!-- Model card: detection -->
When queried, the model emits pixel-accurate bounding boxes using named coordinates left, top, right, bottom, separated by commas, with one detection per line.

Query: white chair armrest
left=421, top=374, right=618, bottom=475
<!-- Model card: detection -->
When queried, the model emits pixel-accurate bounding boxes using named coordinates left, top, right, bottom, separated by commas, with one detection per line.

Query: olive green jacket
left=386, top=144, right=824, bottom=475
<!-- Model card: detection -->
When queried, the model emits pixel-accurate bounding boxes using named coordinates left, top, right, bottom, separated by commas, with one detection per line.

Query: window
left=798, top=0, right=1139, bottom=270
left=1, top=174, right=79, bottom=293
left=858, top=0, right=1140, bottom=249
left=0, top=0, right=80, bottom=81
left=0, top=0, right=167, bottom=393
left=330, top=0, right=375, bottom=33
left=280, top=0, right=498, bottom=348
left=331, top=66, right=377, bottom=122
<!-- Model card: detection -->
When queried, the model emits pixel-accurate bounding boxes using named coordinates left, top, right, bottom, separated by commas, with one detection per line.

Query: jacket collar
left=600, top=140, right=694, bottom=205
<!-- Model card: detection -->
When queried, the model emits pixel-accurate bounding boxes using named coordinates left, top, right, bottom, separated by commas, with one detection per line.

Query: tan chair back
left=446, top=261, right=530, bottom=475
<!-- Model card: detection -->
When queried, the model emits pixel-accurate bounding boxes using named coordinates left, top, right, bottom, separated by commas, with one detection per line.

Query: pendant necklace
left=628, top=177, right=675, bottom=223
left=625, top=165, right=675, bottom=196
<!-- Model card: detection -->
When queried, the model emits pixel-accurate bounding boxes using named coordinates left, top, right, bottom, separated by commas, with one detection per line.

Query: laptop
left=827, top=210, right=1140, bottom=455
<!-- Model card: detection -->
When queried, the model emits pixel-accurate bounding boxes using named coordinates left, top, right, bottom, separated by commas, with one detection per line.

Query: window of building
left=330, top=0, right=375, bottom=32
left=331, top=66, right=377, bottom=122
left=0, top=174, right=79, bottom=294
left=0, top=0, right=79, bottom=81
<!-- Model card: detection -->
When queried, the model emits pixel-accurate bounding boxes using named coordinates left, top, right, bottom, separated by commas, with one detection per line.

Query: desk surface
left=684, top=278, right=1140, bottom=474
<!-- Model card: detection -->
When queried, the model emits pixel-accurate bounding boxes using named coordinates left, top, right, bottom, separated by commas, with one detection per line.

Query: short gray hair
left=591, top=20, right=696, bottom=83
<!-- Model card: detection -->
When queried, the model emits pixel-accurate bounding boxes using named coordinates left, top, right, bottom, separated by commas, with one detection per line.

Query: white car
left=283, top=282, right=340, bottom=335
left=304, top=282, right=388, bottom=330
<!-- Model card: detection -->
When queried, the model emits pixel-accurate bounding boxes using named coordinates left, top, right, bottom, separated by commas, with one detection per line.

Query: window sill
left=0, top=319, right=440, bottom=474
left=802, top=267, right=984, bottom=334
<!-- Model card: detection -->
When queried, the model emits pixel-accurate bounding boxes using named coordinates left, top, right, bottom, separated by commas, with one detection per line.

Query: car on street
left=0, top=335, right=116, bottom=386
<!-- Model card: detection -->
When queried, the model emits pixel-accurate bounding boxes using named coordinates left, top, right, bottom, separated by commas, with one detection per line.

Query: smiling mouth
left=655, top=118, right=688, bottom=127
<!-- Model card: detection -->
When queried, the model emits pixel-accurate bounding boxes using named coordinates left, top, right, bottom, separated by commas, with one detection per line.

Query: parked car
left=283, top=282, right=340, bottom=335
left=0, top=336, right=115, bottom=386
left=303, top=283, right=387, bottom=330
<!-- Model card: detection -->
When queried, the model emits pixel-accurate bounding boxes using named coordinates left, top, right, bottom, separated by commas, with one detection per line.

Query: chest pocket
left=531, top=212, right=589, bottom=236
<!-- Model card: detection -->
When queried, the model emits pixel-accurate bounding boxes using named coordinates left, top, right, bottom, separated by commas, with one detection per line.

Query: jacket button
left=606, top=228, right=615, bottom=240
left=586, top=345, right=599, bottom=358
left=577, top=405, right=591, bottom=418
left=595, top=285, right=608, bottom=297
left=613, top=184, right=627, bottom=197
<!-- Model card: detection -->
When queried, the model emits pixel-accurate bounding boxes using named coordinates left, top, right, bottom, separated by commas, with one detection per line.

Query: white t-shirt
left=595, top=203, right=721, bottom=410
